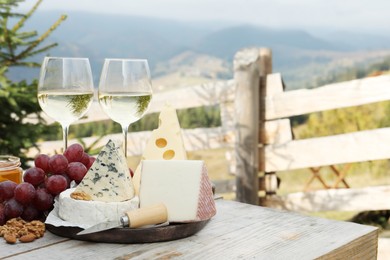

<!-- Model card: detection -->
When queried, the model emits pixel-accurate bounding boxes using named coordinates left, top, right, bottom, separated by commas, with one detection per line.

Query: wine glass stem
left=62, top=125, right=69, bottom=151
left=122, top=124, right=129, bottom=158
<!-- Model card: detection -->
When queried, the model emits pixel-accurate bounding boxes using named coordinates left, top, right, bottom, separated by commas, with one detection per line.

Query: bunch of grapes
left=0, top=144, right=95, bottom=225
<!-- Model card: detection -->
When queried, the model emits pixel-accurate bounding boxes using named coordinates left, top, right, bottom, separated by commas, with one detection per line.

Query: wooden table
left=0, top=200, right=378, bottom=259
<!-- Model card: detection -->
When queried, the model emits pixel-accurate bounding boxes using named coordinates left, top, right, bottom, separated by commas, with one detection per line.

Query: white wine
left=38, top=91, right=94, bottom=126
left=99, top=92, right=152, bottom=126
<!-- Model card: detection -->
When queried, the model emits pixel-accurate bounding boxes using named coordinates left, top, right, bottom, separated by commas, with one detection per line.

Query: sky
left=17, top=0, right=390, bottom=34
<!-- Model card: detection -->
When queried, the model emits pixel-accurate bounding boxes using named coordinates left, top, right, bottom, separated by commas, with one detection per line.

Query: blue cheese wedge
left=73, top=139, right=135, bottom=202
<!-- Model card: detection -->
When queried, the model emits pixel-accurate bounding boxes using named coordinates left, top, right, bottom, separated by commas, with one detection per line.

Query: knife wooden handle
left=125, top=203, right=168, bottom=228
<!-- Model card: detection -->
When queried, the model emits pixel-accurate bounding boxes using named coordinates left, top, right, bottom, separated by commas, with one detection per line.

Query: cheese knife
left=77, top=203, right=168, bottom=235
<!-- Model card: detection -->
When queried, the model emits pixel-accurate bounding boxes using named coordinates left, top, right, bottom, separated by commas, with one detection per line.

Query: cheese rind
left=139, top=160, right=216, bottom=222
left=133, top=104, right=187, bottom=194
left=58, top=188, right=139, bottom=229
left=73, top=139, right=135, bottom=202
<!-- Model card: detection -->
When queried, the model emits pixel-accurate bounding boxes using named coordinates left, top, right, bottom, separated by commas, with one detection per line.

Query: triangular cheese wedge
left=73, top=139, right=135, bottom=202
left=139, top=160, right=216, bottom=222
left=133, top=104, right=187, bottom=195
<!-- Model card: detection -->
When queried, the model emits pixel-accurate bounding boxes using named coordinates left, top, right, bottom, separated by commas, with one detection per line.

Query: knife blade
left=77, top=203, right=168, bottom=235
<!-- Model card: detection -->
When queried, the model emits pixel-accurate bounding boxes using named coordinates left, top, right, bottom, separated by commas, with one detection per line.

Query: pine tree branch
left=0, top=12, right=23, bottom=18
left=0, top=0, right=23, bottom=9
left=15, top=31, right=37, bottom=40
left=22, top=42, right=57, bottom=58
left=14, top=14, right=67, bottom=61
left=12, top=0, right=42, bottom=32
left=2, top=13, right=16, bottom=59
left=7, top=61, right=40, bottom=68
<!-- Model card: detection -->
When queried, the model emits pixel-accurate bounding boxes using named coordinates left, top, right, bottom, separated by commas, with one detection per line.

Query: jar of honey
left=0, top=155, right=23, bottom=183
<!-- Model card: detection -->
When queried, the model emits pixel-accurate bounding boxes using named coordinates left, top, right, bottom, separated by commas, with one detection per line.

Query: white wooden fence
left=35, top=47, right=390, bottom=212
left=255, top=51, right=390, bottom=212
left=34, top=79, right=236, bottom=157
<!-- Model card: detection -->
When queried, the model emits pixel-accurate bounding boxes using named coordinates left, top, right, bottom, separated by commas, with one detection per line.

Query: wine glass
left=38, top=57, right=94, bottom=150
left=98, top=59, right=153, bottom=157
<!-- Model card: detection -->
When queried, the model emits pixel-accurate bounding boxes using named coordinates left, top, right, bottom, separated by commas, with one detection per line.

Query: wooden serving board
left=46, top=220, right=210, bottom=244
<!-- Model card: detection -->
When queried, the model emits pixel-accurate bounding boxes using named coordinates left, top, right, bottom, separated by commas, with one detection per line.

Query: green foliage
left=350, top=210, right=390, bottom=230
left=0, top=0, right=66, bottom=166
left=0, top=80, right=43, bottom=155
left=42, top=105, right=222, bottom=141
left=295, top=101, right=390, bottom=139
left=178, top=105, right=221, bottom=129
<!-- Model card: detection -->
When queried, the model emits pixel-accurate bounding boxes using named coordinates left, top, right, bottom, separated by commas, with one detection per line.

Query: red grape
left=87, top=156, right=96, bottom=169
left=33, top=188, right=53, bottom=211
left=49, top=154, right=68, bottom=174
left=46, top=175, right=68, bottom=195
left=24, top=167, right=46, bottom=186
left=4, top=198, right=23, bottom=219
left=0, top=180, right=17, bottom=201
left=14, top=182, right=36, bottom=205
left=2, top=148, right=96, bottom=222
left=0, top=204, right=5, bottom=225
left=80, top=152, right=90, bottom=167
left=64, top=143, right=84, bottom=162
left=21, top=204, right=39, bottom=221
left=34, top=154, right=51, bottom=173
left=61, top=173, right=72, bottom=188
left=66, top=162, right=88, bottom=183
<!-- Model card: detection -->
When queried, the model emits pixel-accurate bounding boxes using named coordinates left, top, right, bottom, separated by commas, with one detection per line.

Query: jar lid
left=0, top=155, right=21, bottom=171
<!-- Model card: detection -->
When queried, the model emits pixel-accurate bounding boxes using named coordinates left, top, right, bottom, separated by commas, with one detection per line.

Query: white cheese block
left=58, top=188, right=139, bottom=229
left=133, top=104, right=187, bottom=195
left=139, top=160, right=216, bottom=222
left=74, top=139, right=135, bottom=202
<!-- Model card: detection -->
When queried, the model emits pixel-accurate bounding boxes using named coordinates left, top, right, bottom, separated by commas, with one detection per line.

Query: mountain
left=6, top=11, right=390, bottom=89
left=315, top=31, right=390, bottom=51
left=194, top=25, right=338, bottom=59
left=17, top=11, right=214, bottom=81
left=13, top=11, right=229, bottom=83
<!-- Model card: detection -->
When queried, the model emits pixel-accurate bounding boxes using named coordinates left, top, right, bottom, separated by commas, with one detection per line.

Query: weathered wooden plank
left=261, top=127, right=390, bottom=172
left=149, top=80, right=235, bottom=113
left=265, top=73, right=284, bottom=96
left=0, top=232, right=69, bottom=259
left=220, top=101, right=235, bottom=141
left=261, top=75, right=291, bottom=144
left=35, top=80, right=235, bottom=125
left=319, top=230, right=378, bottom=260
left=1, top=200, right=378, bottom=259
left=263, top=119, right=292, bottom=144
left=32, top=118, right=285, bottom=160
left=30, top=126, right=235, bottom=157
left=265, top=185, right=390, bottom=212
left=234, top=48, right=262, bottom=204
left=265, top=75, right=390, bottom=120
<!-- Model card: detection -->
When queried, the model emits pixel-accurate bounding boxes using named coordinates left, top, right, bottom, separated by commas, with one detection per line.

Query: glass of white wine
left=98, top=59, right=153, bottom=157
left=38, top=57, right=94, bottom=150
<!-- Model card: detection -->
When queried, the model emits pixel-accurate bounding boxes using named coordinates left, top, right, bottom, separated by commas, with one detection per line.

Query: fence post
left=234, top=48, right=262, bottom=204
left=257, top=49, right=274, bottom=205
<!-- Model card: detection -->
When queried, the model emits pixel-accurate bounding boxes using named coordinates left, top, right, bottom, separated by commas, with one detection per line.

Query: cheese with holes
left=133, top=104, right=187, bottom=194
left=139, top=160, right=216, bottom=222
left=73, top=139, right=135, bottom=202
left=58, top=188, right=139, bottom=229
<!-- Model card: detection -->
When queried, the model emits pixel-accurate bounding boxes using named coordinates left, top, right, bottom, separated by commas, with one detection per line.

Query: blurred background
left=14, top=0, right=390, bottom=90
left=1, top=1, right=389, bottom=257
